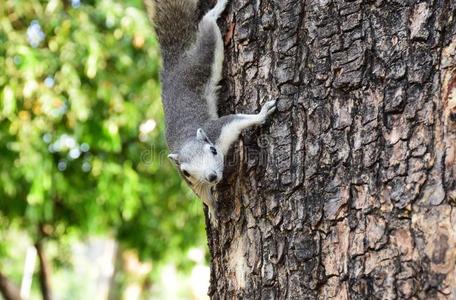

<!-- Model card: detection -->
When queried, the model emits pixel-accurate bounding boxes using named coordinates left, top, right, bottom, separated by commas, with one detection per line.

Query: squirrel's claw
left=258, top=99, right=277, bottom=123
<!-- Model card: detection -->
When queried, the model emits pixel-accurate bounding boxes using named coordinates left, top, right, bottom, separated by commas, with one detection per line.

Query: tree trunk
left=107, top=244, right=123, bottom=300
left=0, top=271, right=21, bottom=300
left=208, top=0, right=456, bottom=298
left=35, top=241, right=52, bottom=300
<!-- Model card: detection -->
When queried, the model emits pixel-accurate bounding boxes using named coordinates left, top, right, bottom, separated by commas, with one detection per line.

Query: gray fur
left=146, top=0, right=276, bottom=224
left=144, top=0, right=198, bottom=70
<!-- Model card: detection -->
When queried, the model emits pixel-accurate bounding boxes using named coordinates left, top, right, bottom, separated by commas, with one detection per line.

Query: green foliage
left=0, top=0, right=205, bottom=265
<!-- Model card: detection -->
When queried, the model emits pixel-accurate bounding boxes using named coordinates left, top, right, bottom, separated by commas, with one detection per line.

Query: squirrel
left=144, top=0, right=277, bottom=223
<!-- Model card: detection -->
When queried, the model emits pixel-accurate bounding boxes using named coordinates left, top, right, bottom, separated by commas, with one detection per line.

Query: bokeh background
left=0, top=0, right=208, bottom=299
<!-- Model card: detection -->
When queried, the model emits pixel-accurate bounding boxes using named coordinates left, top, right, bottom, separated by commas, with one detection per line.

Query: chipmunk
left=144, top=0, right=276, bottom=223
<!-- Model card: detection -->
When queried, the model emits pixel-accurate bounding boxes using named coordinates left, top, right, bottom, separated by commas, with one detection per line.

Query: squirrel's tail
left=144, top=0, right=198, bottom=69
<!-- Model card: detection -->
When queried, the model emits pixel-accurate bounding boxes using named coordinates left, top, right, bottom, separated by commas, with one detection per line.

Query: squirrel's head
left=168, top=128, right=224, bottom=186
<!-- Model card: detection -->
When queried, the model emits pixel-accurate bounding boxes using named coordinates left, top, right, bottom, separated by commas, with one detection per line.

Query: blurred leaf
left=0, top=0, right=205, bottom=277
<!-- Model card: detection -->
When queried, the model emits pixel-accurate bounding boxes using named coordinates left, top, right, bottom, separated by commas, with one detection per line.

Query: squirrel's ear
left=196, top=128, right=212, bottom=144
left=168, top=153, right=180, bottom=165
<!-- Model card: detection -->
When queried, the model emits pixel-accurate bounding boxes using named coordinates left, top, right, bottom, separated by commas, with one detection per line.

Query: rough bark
left=35, top=241, right=52, bottom=300
left=0, top=271, right=21, bottom=300
left=207, top=0, right=456, bottom=298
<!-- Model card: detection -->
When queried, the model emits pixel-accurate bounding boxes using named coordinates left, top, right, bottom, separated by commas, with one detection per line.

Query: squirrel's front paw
left=259, top=99, right=277, bottom=123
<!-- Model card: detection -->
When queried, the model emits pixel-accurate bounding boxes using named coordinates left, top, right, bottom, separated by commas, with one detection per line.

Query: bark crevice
left=208, top=0, right=456, bottom=298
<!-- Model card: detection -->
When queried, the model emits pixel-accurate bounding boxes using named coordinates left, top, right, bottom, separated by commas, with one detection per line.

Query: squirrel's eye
left=210, top=146, right=217, bottom=155
left=182, top=170, right=190, bottom=177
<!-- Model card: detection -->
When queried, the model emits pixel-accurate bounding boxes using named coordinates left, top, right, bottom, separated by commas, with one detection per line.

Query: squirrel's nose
left=207, top=173, right=217, bottom=183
